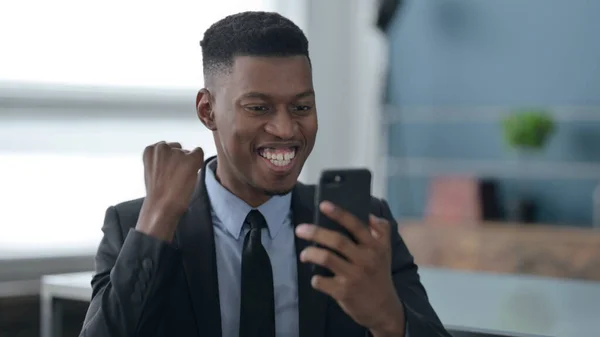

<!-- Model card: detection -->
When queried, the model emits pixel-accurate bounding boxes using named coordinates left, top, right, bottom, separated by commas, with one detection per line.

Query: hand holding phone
left=312, top=168, right=372, bottom=277
left=297, top=169, right=404, bottom=332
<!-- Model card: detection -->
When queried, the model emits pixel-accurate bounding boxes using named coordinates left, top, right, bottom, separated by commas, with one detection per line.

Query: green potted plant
left=500, top=109, right=556, bottom=223
left=501, top=109, right=556, bottom=153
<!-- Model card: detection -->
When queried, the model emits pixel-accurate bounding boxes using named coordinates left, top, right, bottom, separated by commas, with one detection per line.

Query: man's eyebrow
left=241, top=89, right=315, bottom=100
left=295, top=89, right=315, bottom=98
left=242, top=92, right=270, bottom=99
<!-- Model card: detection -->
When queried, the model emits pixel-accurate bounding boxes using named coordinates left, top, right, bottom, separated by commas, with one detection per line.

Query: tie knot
left=244, top=209, right=267, bottom=230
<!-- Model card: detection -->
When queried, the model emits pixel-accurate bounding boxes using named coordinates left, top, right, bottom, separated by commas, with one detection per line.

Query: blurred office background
left=1, top=0, right=600, bottom=336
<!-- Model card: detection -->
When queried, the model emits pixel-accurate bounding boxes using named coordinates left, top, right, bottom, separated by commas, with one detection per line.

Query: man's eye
left=246, top=105, right=269, bottom=112
left=293, top=105, right=312, bottom=112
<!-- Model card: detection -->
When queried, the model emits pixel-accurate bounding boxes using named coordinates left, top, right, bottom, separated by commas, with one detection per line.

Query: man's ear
left=196, top=89, right=217, bottom=131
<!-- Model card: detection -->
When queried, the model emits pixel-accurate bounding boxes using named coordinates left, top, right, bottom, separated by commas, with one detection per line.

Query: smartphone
left=312, top=168, right=372, bottom=277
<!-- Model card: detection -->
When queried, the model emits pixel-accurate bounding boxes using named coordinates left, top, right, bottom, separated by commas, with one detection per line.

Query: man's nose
left=265, top=110, right=296, bottom=140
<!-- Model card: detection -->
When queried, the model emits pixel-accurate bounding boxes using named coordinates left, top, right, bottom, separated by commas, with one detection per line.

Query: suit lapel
left=173, top=162, right=329, bottom=337
left=175, top=157, right=221, bottom=337
left=292, top=183, right=328, bottom=337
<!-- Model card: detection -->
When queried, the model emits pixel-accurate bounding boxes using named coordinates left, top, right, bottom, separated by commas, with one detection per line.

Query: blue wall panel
left=385, top=0, right=600, bottom=226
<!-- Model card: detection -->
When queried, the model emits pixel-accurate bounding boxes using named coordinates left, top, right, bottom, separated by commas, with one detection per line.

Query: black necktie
left=239, top=210, right=275, bottom=337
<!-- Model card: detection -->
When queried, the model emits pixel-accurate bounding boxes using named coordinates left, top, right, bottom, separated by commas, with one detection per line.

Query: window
left=0, top=0, right=273, bottom=88
left=0, top=0, right=274, bottom=258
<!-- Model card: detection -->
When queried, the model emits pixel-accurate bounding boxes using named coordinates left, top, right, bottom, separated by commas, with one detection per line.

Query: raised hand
left=135, top=141, right=204, bottom=242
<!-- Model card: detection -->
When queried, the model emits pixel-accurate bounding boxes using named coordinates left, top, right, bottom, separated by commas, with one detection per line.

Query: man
left=80, top=11, right=450, bottom=337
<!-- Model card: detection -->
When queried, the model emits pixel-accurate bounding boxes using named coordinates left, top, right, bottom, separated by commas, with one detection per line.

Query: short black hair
left=200, top=11, right=309, bottom=80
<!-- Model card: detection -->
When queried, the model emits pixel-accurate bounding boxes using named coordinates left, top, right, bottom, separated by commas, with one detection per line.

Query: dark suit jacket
left=80, top=158, right=450, bottom=337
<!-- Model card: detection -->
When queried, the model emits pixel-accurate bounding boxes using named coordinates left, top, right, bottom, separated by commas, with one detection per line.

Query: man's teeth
left=259, top=148, right=296, bottom=166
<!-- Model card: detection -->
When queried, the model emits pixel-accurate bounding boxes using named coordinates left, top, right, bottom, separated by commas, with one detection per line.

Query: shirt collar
left=204, top=158, right=292, bottom=240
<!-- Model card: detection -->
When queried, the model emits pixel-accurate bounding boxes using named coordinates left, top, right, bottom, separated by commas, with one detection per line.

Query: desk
left=0, top=254, right=94, bottom=297
left=40, top=272, right=94, bottom=337
left=421, top=268, right=600, bottom=337
left=39, top=268, right=600, bottom=337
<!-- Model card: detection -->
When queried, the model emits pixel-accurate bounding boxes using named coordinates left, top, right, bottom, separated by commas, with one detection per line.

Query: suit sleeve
left=80, top=206, right=180, bottom=337
left=378, top=199, right=452, bottom=337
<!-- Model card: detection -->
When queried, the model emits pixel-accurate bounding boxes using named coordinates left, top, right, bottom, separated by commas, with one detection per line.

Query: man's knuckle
left=143, top=145, right=153, bottom=157
left=320, top=251, right=333, bottom=265
left=337, top=211, right=351, bottom=224
left=332, top=236, right=346, bottom=251
left=382, top=219, right=392, bottom=231
left=194, top=150, right=205, bottom=161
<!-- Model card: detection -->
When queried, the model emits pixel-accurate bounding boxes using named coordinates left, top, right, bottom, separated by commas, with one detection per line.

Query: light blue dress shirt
left=204, top=159, right=299, bottom=337
left=205, top=160, right=409, bottom=337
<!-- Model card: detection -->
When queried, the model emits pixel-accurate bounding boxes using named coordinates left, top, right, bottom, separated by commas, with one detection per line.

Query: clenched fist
left=135, top=141, right=204, bottom=242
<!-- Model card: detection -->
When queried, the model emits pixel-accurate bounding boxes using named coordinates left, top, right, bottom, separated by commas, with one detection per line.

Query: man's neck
left=214, top=162, right=271, bottom=208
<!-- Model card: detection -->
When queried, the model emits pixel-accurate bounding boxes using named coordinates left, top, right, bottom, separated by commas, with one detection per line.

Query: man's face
left=207, top=55, right=317, bottom=197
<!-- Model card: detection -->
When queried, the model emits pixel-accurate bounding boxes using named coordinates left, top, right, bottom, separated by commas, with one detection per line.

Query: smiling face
left=197, top=55, right=317, bottom=206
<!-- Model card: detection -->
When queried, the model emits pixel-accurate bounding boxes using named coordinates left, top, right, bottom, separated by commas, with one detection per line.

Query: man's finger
left=310, top=275, right=344, bottom=300
left=187, top=147, right=205, bottom=163
left=190, top=147, right=204, bottom=155
left=295, top=224, right=360, bottom=262
left=369, top=215, right=391, bottom=240
left=167, top=142, right=182, bottom=149
left=319, top=201, right=374, bottom=246
left=300, top=246, right=353, bottom=276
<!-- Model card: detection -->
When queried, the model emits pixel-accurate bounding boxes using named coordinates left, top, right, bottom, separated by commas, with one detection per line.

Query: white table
left=40, top=272, right=94, bottom=337
left=420, top=268, right=600, bottom=337
left=39, top=268, right=600, bottom=337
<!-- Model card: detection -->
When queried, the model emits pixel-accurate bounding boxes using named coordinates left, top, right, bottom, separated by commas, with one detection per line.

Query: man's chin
left=253, top=158, right=303, bottom=196
left=256, top=175, right=298, bottom=196
left=262, top=186, right=295, bottom=196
